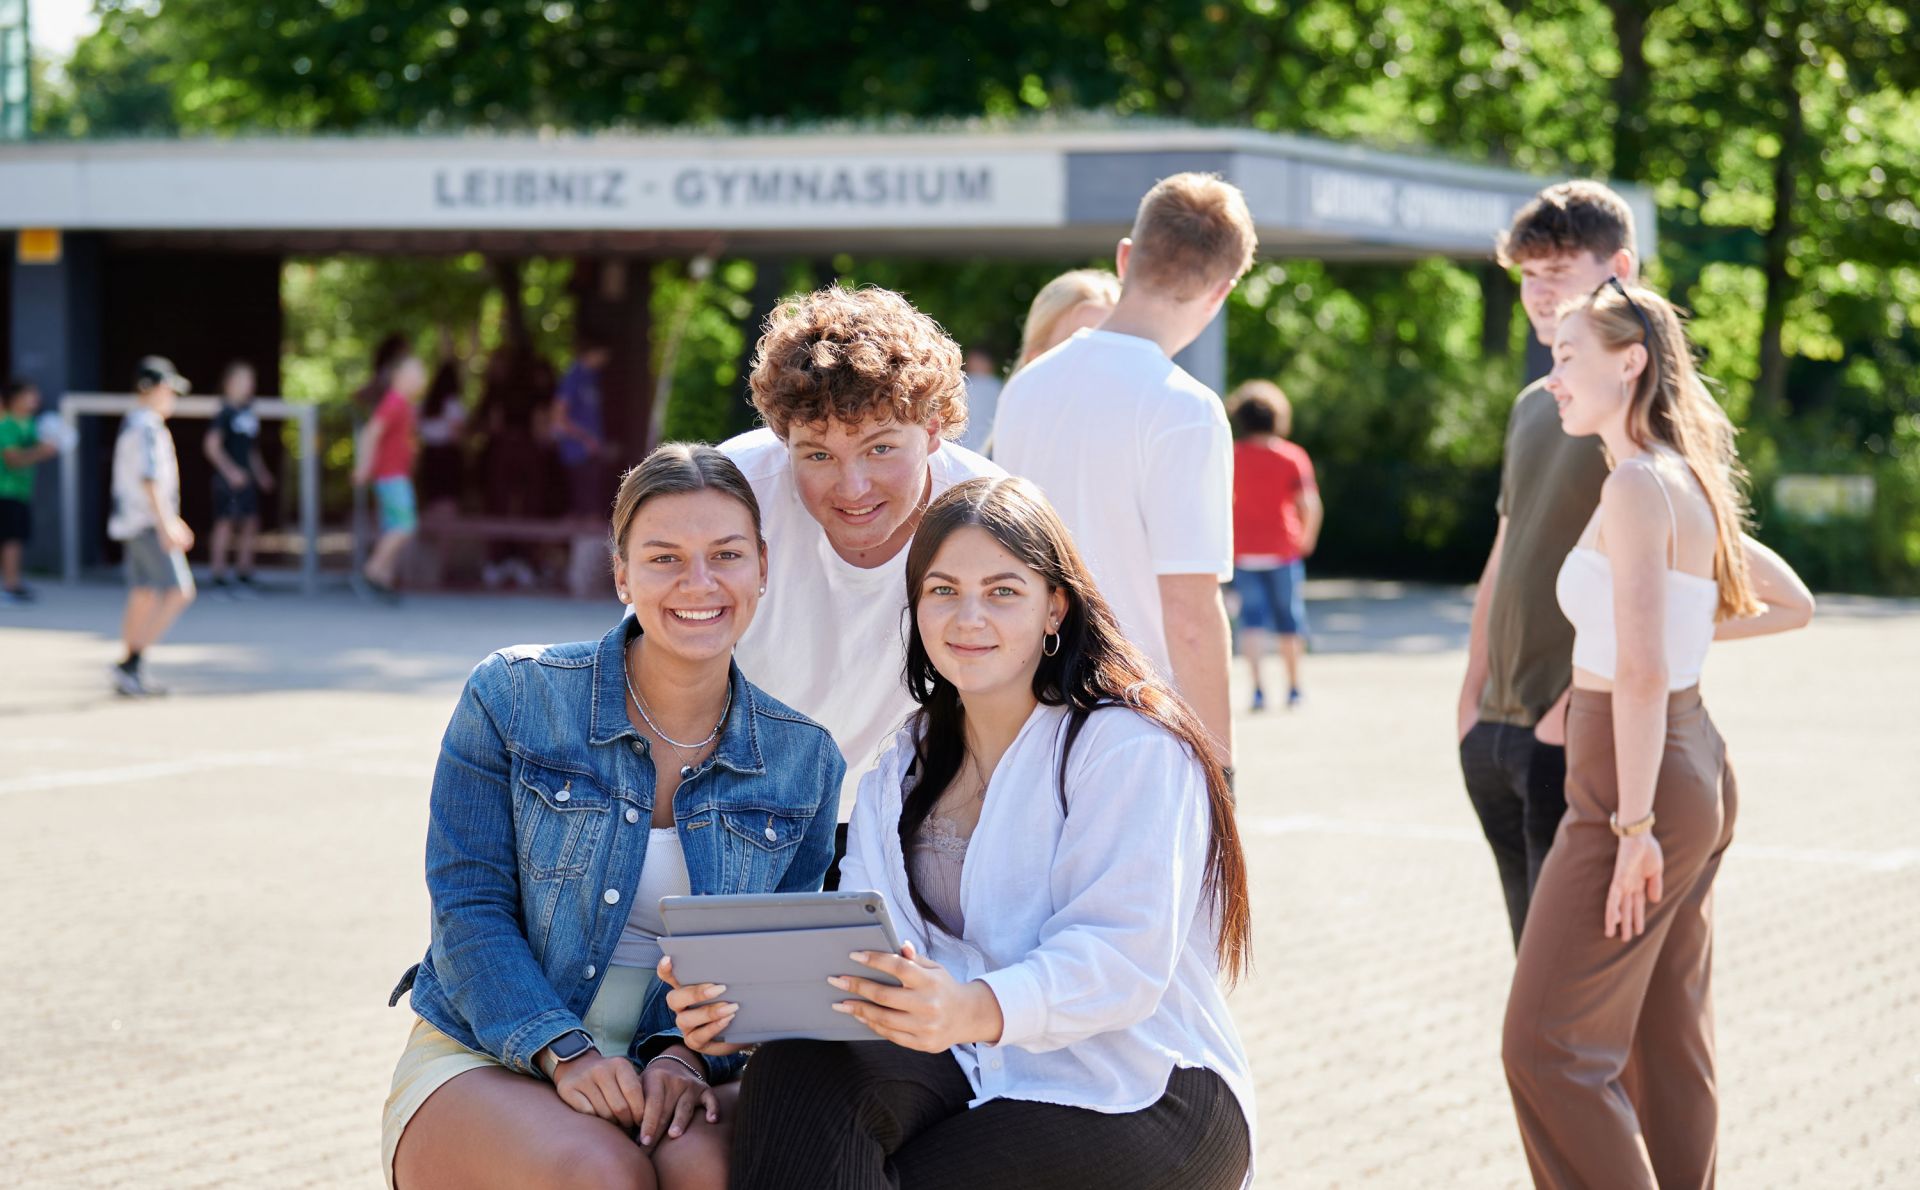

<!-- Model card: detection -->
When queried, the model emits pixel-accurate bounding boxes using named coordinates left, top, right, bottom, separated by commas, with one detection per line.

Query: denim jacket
left=390, top=616, right=844, bottom=1084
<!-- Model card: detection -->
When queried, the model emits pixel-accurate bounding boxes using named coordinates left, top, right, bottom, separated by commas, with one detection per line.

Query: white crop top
left=1554, top=459, right=1719, bottom=689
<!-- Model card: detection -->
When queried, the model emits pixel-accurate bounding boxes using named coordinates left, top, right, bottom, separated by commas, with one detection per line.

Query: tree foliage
left=36, top=0, right=1920, bottom=589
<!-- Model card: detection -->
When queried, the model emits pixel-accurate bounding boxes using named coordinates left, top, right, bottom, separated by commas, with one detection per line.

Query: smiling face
left=1518, top=250, right=1623, bottom=344
left=1547, top=309, right=1645, bottom=439
left=787, top=416, right=941, bottom=565
left=914, top=525, right=1067, bottom=702
left=614, top=489, right=767, bottom=665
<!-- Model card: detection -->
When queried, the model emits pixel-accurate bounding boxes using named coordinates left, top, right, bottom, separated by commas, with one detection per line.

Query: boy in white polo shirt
left=993, top=172, right=1256, bottom=760
left=722, top=285, right=1001, bottom=823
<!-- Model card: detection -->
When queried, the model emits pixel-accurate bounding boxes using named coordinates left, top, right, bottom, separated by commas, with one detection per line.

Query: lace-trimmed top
left=910, top=814, right=970, bottom=934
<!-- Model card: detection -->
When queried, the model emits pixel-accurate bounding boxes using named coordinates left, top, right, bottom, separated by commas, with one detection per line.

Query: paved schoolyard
left=1, top=581, right=1915, bottom=1188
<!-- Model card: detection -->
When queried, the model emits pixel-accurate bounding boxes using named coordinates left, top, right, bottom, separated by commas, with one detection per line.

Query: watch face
left=551, top=1031, right=594, bottom=1061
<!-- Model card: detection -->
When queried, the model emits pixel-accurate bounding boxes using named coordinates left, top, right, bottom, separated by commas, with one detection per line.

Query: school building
left=0, top=125, right=1654, bottom=579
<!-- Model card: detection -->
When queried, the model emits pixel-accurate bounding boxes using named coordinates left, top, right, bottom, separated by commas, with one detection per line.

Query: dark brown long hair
left=898, top=477, right=1251, bottom=982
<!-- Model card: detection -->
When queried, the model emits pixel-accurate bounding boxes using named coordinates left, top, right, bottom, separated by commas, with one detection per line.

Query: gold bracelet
left=1609, top=810, right=1656, bottom=838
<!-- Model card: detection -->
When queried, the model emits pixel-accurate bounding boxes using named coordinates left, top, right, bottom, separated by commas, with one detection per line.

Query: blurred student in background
left=1227, top=380, right=1321, bottom=710
left=954, top=348, right=1003, bottom=456
left=1011, top=268, right=1120, bottom=374
left=415, top=358, right=469, bottom=522
left=203, top=361, right=275, bottom=598
left=108, top=357, right=196, bottom=696
left=356, top=352, right=427, bottom=602
left=0, top=379, right=59, bottom=605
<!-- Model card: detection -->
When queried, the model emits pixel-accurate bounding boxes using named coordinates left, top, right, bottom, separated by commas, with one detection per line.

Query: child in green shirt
left=1, top=380, right=60, bottom=605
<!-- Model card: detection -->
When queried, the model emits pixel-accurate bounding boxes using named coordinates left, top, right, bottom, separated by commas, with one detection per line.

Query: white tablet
left=658, top=891, right=904, bottom=1044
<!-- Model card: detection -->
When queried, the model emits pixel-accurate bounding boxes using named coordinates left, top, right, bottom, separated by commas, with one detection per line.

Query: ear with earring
left=1042, top=624, right=1062, bottom=657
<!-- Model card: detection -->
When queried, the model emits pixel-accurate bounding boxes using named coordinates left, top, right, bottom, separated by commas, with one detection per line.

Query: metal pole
left=299, top=404, right=319, bottom=595
left=59, top=403, right=79, bottom=585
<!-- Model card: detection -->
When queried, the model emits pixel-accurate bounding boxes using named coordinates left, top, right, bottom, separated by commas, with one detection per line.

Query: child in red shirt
left=1228, top=381, right=1322, bottom=709
left=353, top=353, right=426, bottom=601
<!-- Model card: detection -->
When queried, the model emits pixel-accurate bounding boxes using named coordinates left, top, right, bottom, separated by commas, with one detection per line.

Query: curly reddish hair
left=748, top=285, right=967, bottom=440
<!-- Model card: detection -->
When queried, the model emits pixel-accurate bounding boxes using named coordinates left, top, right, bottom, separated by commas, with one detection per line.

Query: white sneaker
left=110, top=664, right=146, bottom=697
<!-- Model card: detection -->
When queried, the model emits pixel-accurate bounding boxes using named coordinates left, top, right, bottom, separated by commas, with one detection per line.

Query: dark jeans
left=1460, top=720, right=1569, bottom=949
left=730, top=1040, right=1250, bottom=1190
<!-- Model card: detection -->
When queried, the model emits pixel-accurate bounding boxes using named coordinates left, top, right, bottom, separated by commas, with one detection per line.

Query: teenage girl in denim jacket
left=382, top=444, right=843, bottom=1190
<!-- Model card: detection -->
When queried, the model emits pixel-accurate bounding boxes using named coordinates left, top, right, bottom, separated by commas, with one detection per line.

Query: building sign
left=1297, top=164, right=1524, bottom=249
left=0, top=147, right=1066, bottom=231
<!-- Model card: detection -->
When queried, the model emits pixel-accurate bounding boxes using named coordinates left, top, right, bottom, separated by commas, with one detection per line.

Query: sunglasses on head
left=1595, top=276, right=1659, bottom=387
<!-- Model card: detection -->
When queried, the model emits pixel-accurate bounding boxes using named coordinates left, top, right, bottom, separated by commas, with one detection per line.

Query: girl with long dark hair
left=662, top=476, right=1255, bottom=1188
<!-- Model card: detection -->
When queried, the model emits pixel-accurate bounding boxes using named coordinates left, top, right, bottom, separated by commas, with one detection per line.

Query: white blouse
left=838, top=703, right=1255, bottom=1176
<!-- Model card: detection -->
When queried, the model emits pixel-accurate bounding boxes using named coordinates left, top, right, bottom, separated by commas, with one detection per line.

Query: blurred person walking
left=1458, top=182, right=1630, bottom=948
left=1502, top=279, right=1813, bottom=1190
left=355, top=352, right=427, bottom=601
left=994, top=173, right=1256, bottom=761
left=1226, top=380, right=1321, bottom=710
left=552, top=334, right=615, bottom=519
left=953, top=348, right=1002, bottom=456
left=203, top=361, right=276, bottom=597
left=0, top=379, right=59, bottom=605
left=415, top=358, right=469, bottom=521
left=1010, top=268, right=1120, bottom=374
left=107, top=357, right=196, bottom=696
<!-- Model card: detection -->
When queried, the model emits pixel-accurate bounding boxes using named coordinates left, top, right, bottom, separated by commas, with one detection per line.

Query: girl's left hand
left=1605, top=833, right=1665, bottom=941
left=829, top=942, right=1004, bottom=1052
left=637, top=1047, right=719, bottom=1149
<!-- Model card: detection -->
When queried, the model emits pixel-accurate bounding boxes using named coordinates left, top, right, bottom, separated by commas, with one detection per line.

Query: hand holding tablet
left=656, top=891, right=908, bottom=1047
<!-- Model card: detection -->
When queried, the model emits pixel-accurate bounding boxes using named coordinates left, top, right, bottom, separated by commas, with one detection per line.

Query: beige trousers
left=1503, top=686, right=1736, bottom=1190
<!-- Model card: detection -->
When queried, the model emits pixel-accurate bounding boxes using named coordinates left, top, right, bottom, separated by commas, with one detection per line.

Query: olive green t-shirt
left=1478, top=380, right=1609, bottom=728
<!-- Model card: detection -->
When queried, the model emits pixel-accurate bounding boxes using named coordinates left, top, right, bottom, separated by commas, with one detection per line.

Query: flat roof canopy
left=0, top=125, right=1655, bottom=262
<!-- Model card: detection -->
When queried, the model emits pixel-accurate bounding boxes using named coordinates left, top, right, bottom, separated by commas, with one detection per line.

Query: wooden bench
left=413, top=512, right=609, bottom=598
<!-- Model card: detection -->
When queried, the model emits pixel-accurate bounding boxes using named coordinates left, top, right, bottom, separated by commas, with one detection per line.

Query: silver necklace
left=623, top=643, right=731, bottom=778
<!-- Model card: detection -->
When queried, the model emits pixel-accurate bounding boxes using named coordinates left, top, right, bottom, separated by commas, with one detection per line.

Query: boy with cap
left=108, top=356, right=196, bottom=696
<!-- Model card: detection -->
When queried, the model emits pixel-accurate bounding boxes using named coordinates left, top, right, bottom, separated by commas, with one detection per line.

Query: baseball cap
left=134, top=355, right=191, bottom=395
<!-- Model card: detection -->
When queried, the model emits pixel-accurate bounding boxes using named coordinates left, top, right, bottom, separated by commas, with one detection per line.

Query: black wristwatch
left=537, top=1029, right=597, bottom=1079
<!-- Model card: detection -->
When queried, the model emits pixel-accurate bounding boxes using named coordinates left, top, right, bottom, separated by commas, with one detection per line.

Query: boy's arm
left=1298, top=487, right=1324, bottom=556
left=250, top=449, right=275, bottom=491
left=3, top=444, right=57, bottom=467
left=353, top=418, right=384, bottom=486
left=142, top=478, right=192, bottom=551
left=204, top=427, right=245, bottom=485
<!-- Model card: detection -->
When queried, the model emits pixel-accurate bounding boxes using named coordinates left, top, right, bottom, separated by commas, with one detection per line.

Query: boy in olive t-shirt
left=1456, top=182, right=1632, bottom=949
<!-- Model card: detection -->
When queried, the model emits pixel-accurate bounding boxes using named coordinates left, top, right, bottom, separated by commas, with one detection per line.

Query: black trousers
left=1460, top=720, right=1569, bottom=948
left=730, top=1040, right=1250, bottom=1190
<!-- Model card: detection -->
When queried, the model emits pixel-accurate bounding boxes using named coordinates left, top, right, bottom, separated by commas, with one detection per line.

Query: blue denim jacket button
left=555, top=789, right=571, bottom=803
left=584, top=964, right=596, bottom=979
left=625, top=808, right=640, bottom=824
left=764, top=826, right=778, bottom=841
left=603, top=888, right=620, bottom=905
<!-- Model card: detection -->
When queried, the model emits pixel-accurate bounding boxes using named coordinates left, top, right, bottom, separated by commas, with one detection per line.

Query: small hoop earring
left=1042, top=631, right=1061, bottom=657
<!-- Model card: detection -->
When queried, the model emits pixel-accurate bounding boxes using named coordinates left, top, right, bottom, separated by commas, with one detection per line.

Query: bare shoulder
left=1598, top=462, right=1671, bottom=545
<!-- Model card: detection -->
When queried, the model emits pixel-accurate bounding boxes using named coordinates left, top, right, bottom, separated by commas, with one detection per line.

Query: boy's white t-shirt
left=721, top=428, right=1002, bottom=817
left=991, top=329, right=1233, bottom=677
left=107, top=407, right=180, bottom=542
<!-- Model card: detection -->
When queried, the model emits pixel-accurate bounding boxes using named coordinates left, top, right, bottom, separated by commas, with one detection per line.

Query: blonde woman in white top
left=662, top=476, right=1254, bottom=1189
left=1502, top=279, right=1812, bottom=1190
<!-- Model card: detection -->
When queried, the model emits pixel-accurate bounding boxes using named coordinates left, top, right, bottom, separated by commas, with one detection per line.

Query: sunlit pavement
left=3, top=581, right=1914, bottom=1187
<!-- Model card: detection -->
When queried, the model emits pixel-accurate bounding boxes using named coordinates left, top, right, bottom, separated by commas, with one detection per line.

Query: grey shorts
left=124, top=529, right=195, bottom=594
